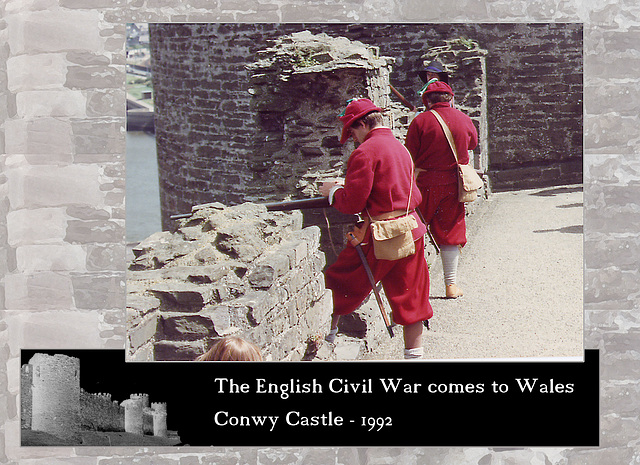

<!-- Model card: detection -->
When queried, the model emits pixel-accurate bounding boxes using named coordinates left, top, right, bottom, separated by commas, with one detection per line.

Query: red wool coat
left=325, top=127, right=432, bottom=325
left=405, top=102, right=478, bottom=246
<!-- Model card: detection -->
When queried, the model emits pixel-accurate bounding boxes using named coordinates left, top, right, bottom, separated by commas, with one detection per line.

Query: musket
left=415, top=208, right=440, bottom=255
left=389, top=84, right=416, bottom=112
left=263, top=196, right=330, bottom=212
left=347, top=232, right=394, bottom=338
left=170, top=196, right=331, bottom=220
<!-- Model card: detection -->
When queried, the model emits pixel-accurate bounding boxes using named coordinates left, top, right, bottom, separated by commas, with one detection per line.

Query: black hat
left=418, top=60, right=448, bottom=84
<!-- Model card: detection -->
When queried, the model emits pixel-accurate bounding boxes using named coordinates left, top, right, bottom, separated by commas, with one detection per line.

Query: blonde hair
left=355, top=111, right=384, bottom=130
left=195, top=337, right=263, bottom=361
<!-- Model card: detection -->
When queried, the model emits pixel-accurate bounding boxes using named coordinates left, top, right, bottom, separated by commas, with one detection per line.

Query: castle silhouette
left=21, top=353, right=170, bottom=442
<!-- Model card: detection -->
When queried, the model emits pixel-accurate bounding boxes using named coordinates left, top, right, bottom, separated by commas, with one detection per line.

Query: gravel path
left=369, top=185, right=584, bottom=361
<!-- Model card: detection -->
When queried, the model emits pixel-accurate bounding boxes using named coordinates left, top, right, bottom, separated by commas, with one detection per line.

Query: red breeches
left=417, top=182, right=467, bottom=247
left=325, top=236, right=432, bottom=326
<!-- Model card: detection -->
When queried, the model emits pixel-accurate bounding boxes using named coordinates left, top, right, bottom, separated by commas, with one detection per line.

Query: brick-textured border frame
left=1, top=1, right=638, bottom=463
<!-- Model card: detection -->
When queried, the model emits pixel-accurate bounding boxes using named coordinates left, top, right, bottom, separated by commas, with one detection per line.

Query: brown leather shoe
left=446, top=284, right=463, bottom=299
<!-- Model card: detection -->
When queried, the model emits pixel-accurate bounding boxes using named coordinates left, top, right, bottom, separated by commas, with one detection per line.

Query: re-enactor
left=320, top=98, right=433, bottom=359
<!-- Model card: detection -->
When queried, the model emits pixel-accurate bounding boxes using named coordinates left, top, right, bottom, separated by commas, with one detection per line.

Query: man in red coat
left=405, top=80, right=478, bottom=299
left=320, top=98, right=432, bottom=359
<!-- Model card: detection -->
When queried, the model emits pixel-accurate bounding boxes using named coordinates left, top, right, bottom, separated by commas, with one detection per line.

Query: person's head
left=418, top=60, right=449, bottom=84
left=196, top=336, right=263, bottom=361
left=338, top=98, right=383, bottom=144
left=421, top=80, right=454, bottom=108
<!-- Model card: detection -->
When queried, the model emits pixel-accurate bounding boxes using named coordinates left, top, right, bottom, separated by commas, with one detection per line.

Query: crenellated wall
left=22, top=354, right=168, bottom=439
left=79, top=391, right=125, bottom=432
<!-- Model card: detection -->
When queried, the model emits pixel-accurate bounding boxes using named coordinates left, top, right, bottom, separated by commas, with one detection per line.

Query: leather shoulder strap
left=430, top=109, right=459, bottom=163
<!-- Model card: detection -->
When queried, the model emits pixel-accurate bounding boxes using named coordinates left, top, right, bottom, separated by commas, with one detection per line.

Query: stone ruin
left=245, top=30, right=396, bottom=202
left=127, top=202, right=332, bottom=361
left=244, top=31, right=407, bottom=265
left=21, top=353, right=171, bottom=442
left=126, top=202, right=397, bottom=361
left=243, top=31, right=487, bottom=262
left=126, top=31, right=489, bottom=362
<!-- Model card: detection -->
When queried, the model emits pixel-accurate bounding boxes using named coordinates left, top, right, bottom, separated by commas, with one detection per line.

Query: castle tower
left=29, top=353, right=80, bottom=439
left=121, top=394, right=144, bottom=435
left=20, top=364, right=33, bottom=429
left=151, top=402, right=168, bottom=437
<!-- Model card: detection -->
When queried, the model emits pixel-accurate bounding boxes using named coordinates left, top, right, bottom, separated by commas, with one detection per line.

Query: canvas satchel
left=430, top=110, right=483, bottom=203
left=367, top=147, right=418, bottom=261
left=370, top=213, right=418, bottom=260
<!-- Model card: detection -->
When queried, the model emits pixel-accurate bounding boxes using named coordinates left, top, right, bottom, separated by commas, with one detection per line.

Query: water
left=126, top=131, right=162, bottom=243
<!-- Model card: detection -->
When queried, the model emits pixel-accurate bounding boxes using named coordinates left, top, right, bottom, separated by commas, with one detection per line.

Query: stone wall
left=126, top=202, right=333, bottom=361
left=79, top=391, right=125, bottom=432
left=150, top=23, right=582, bottom=230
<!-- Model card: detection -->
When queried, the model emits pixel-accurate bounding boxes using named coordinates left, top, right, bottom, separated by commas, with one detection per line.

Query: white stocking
left=440, top=245, right=460, bottom=286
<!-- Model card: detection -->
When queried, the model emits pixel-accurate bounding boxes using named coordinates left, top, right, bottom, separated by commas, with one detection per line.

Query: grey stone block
left=247, top=251, right=291, bottom=288
left=160, top=265, right=231, bottom=284
left=16, top=90, right=87, bottom=118
left=65, top=65, right=123, bottom=89
left=130, top=240, right=199, bottom=270
left=160, top=313, right=216, bottom=340
left=9, top=10, right=102, bottom=54
left=128, top=343, right=154, bottom=362
left=86, top=90, right=126, bottom=117
left=126, top=294, right=161, bottom=316
left=129, top=314, right=157, bottom=351
left=6, top=208, right=67, bottom=246
left=67, top=50, right=111, bottom=66
left=66, top=220, right=125, bottom=243
left=280, top=238, right=308, bottom=268
left=150, top=281, right=213, bottom=309
left=233, top=291, right=271, bottom=325
left=154, top=340, right=206, bottom=362
left=5, top=118, right=74, bottom=155
left=71, top=120, right=125, bottom=154
left=66, top=205, right=111, bottom=221
left=204, top=305, right=232, bottom=335
left=16, top=243, right=86, bottom=272
left=7, top=54, right=67, bottom=92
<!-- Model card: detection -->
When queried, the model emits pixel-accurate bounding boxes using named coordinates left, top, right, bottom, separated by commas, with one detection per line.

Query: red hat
left=424, top=80, right=454, bottom=96
left=338, top=98, right=382, bottom=144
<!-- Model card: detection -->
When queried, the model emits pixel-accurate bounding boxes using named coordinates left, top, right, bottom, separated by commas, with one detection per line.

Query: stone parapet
left=126, top=202, right=332, bottom=361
